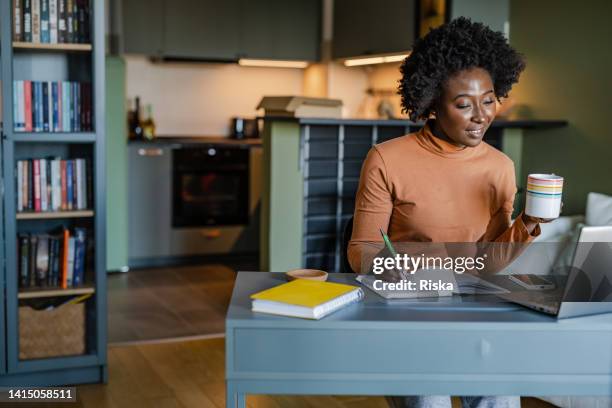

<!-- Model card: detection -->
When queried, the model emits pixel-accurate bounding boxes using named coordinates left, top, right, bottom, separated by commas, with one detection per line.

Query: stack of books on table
left=251, top=279, right=364, bottom=320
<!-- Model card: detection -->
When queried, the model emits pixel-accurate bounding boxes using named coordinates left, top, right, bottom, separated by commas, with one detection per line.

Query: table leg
left=226, top=382, right=246, bottom=408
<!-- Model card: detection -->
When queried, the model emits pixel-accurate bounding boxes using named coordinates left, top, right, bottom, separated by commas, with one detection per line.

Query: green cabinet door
left=451, top=0, right=509, bottom=36
left=122, top=0, right=164, bottom=56
left=333, top=0, right=416, bottom=59
left=239, top=0, right=320, bottom=61
left=163, top=0, right=241, bottom=60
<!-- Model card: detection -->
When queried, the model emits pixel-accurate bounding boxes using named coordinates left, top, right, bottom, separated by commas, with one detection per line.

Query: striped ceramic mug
left=525, top=174, right=563, bottom=219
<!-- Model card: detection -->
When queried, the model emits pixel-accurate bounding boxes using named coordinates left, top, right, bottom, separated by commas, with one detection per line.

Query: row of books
left=12, top=0, right=90, bottom=44
left=16, top=158, right=91, bottom=213
left=18, top=228, right=88, bottom=289
left=13, top=80, right=92, bottom=132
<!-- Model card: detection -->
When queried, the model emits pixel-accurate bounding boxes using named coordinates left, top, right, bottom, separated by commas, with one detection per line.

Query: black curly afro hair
left=398, top=17, right=525, bottom=121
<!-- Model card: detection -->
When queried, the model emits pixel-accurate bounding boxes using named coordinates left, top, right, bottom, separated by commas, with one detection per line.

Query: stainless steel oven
left=172, top=146, right=250, bottom=227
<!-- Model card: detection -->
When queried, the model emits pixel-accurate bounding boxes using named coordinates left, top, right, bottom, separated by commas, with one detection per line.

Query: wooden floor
left=108, top=265, right=236, bottom=344
left=4, top=338, right=556, bottom=408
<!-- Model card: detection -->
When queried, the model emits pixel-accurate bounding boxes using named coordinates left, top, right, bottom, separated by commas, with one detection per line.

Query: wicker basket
left=19, top=302, right=86, bottom=360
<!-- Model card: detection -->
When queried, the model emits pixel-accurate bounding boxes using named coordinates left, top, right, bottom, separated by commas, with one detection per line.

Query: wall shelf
left=12, top=42, right=92, bottom=52
left=16, top=210, right=94, bottom=220
left=10, top=132, right=97, bottom=143
left=18, top=286, right=95, bottom=300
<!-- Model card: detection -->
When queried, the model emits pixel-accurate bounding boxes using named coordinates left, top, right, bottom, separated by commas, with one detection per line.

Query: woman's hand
left=521, top=202, right=563, bottom=233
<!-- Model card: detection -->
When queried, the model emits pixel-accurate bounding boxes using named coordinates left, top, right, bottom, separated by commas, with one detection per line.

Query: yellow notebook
left=251, top=279, right=363, bottom=319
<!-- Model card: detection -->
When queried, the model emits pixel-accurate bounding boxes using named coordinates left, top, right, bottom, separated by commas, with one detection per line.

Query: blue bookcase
left=0, top=0, right=106, bottom=385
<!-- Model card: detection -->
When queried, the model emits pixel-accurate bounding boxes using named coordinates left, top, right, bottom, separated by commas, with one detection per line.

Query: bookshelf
left=0, top=0, right=106, bottom=385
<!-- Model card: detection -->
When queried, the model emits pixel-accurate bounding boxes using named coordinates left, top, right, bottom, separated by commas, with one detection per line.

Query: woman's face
left=432, top=67, right=497, bottom=148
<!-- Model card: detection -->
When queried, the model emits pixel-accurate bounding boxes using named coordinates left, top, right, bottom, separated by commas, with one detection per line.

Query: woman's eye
left=483, top=99, right=495, bottom=105
left=456, top=104, right=470, bottom=109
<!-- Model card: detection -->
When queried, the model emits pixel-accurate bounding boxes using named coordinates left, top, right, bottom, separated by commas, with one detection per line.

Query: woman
left=348, top=17, right=541, bottom=408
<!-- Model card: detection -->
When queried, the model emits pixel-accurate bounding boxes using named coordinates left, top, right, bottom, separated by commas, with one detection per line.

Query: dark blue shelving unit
left=0, top=0, right=106, bottom=385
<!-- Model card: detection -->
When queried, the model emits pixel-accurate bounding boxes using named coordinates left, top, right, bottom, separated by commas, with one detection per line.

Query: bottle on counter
left=128, top=97, right=144, bottom=140
left=141, top=104, right=156, bottom=140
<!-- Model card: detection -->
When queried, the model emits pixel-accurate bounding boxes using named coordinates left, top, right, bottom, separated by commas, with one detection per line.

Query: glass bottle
left=141, top=104, right=156, bottom=140
left=128, top=97, right=144, bottom=140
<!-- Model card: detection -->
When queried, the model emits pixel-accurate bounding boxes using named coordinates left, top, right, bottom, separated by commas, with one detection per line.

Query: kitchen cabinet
left=332, top=0, right=416, bottom=59
left=128, top=144, right=173, bottom=261
left=240, top=0, right=320, bottom=61
left=163, top=0, right=241, bottom=61
left=122, top=0, right=165, bottom=56
left=121, top=0, right=320, bottom=61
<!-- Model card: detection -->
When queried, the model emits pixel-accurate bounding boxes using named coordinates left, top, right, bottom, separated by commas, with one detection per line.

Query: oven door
left=172, top=146, right=250, bottom=227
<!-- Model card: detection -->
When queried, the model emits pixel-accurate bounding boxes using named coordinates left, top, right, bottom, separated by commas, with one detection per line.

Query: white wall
left=125, top=56, right=304, bottom=136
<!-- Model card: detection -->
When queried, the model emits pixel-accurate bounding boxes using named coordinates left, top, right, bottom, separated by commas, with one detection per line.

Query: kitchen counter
left=128, top=136, right=262, bottom=146
left=262, top=116, right=568, bottom=129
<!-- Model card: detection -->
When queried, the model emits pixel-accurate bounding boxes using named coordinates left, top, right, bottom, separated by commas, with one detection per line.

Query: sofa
left=515, top=192, right=612, bottom=408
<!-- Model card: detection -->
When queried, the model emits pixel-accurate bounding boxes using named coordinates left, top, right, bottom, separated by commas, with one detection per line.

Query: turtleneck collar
left=415, top=120, right=476, bottom=158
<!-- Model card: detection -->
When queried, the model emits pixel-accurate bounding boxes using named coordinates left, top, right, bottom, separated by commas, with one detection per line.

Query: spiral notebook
left=251, top=279, right=364, bottom=320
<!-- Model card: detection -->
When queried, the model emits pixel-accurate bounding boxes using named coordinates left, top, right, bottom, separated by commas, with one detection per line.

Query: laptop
left=498, top=226, right=612, bottom=318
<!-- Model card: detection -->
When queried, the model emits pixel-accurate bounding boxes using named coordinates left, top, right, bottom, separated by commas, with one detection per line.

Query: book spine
left=58, top=0, right=66, bottom=42
left=33, top=81, right=38, bottom=131
left=13, top=0, right=23, bottom=41
left=19, top=234, right=30, bottom=288
left=35, top=235, right=49, bottom=286
left=39, top=158, right=48, bottom=211
left=47, top=81, right=54, bottom=132
left=86, top=158, right=92, bottom=209
left=76, top=82, right=81, bottom=131
left=47, top=237, right=55, bottom=286
left=18, top=81, right=26, bottom=131
left=52, top=82, right=59, bottom=132
left=23, top=0, right=32, bottom=42
left=61, top=228, right=69, bottom=288
left=52, top=159, right=61, bottom=210
left=31, top=0, right=40, bottom=42
left=29, top=235, right=37, bottom=287
left=17, top=161, right=24, bottom=212
left=70, top=82, right=75, bottom=131
left=66, top=160, right=73, bottom=210
left=56, top=81, right=63, bottom=131
left=26, top=160, right=32, bottom=210
left=73, top=228, right=86, bottom=286
left=71, top=0, right=78, bottom=43
left=63, top=81, right=70, bottom=131
left=60, top=159, right=67, bottom=210
left=66, top=0, right=73, bottom=43
left=42, top=81, right=49, bottom=131
left=35, top=81, right=43, bottom=132
left=40, top=0, right=49, bottom=43
left=67, top=236, right=75, bottom=287
left=75, top=158, right=83, bottom=209
left=52, top=237, right=60, bottom=286
left=71, top=159, right=77, bottom=208
left=49, top=0, right=57, bottom=43
left=33, top=159, right=41, bottom=212
left=24, top=80, right=32, bottom=131
left=13, top=81, right=19, bottom=131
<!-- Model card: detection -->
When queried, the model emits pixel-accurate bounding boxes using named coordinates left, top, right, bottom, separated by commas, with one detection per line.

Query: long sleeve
left=348, top=147, right=392, bottom=274
left=477, top=159, right=541, bottom=274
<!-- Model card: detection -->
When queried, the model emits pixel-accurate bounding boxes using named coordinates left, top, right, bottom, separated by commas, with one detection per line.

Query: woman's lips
left=465, top=128, right=485, bottom=138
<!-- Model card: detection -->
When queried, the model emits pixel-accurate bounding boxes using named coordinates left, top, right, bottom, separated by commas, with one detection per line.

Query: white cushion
left=533, top=215, right=585, bottom=242
left=586, top=192, right=612, bottom=226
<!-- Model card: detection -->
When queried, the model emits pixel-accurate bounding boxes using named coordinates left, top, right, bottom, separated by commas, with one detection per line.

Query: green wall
left=510, top=0, right=612, bottom=215
left=105, top=57, right=129, bottom=271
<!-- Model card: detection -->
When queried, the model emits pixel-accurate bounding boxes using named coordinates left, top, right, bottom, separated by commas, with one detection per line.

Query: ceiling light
left=343, top=53, right=410, bottom=67
left=238, top=59, right=309, bottom=68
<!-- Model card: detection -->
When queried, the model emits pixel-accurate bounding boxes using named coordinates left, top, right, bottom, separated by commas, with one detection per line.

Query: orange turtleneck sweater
left=348, top=122, right=540, bottom=274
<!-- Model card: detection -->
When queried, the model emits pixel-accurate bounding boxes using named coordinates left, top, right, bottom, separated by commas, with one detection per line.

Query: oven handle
left=138, top=148, right=164, bottom=157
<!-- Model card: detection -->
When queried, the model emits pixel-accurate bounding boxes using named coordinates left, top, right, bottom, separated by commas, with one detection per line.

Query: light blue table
left=225, top=272, right=612, bottom=408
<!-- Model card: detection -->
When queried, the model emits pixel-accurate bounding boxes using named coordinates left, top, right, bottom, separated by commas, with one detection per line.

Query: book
left=24, top=80, right=32, bottom=131
left=58, top=0, right=67, bottom=42
left=39, top=157, right=48, bottom=211
left=251, top=279, right=364, bottom=320
left=35, top=235, right=49, bottom=286
left=31, top=0, right=40, bottom=42
left=61, top=227, right=69, bottom=288
left=40, top=0, right=49, bottom=43
left=23, top=0, right=32, bottom=42
left=29, top=235, right=38, bottom=287
left=33, top=159, right=41, bottom=211
left=72, top=227, right=86, bottom=286
left=18, top=234, right=30, bottom=288
left=14, top=0, right=23, bottom=41
left=66, top=236, right=75, bottom=286
left=49, top=0, right=58, bottom=43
